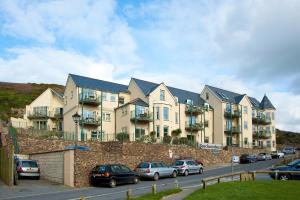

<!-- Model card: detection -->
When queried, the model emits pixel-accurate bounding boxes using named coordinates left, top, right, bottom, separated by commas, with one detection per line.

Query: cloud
left=0, top=47, right=120, bottom=85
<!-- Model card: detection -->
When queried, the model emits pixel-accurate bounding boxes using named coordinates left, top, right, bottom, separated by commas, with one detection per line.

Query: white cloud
left=0, top=48, right=119, bottom=84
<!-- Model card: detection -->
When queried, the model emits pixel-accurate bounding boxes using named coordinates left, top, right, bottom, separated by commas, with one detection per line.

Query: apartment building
left=63, top=74, right=130, bottom=141
left=116, top=78, right=214, bottom=144
left=201, top=85, right=276, bottom=151
left=23, top=88, right=64, bottom=131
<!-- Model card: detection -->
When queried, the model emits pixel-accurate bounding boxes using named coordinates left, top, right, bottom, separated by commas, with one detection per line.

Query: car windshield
left=175, top=161, right=184, bottom=166
left=287, top=160, right=300, bottom=166
left=137, top=163, right=150, bottom=168
left=21, top=161, right=38, bottom=168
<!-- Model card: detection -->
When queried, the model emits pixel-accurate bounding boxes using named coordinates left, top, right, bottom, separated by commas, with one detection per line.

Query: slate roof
left=128, top=98, right=149, bottom=107
left=260, top=95, right=276, bottom=110
left=50, top=88, right=63, bottom=99
left=69, top=74, right=128, bottom=93
left=132, top=78, right=205, bottom=106
left=206, top=85, right=275, bottom=110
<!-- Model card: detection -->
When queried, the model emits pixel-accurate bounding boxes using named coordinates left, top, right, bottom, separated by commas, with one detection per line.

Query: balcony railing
left=185, top=105, right=205, bottom=115
left=79, top=117, right=101, bottom=126
left=27, top=112, right=49, bottom=119
left=185, top=122, right=204, bottom=132
left=252, top=115, right=271, bottom=125
left=79, top=94, right=101, bottom=106
left=130, top=111, right=153, bottom=123
left=224, top=126, right=241, bottom=134
left=253, top=131, right=271, bottom=139
left=224, top=109, right=241, bottom=118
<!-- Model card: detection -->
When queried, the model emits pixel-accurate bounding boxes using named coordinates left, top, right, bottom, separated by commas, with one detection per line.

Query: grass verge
left=184, top=180, right=300, bottom=200
left=132, top=188, right=182, bottom=200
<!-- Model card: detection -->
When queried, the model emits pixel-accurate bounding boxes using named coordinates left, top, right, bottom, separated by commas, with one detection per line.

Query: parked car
left=240, top=154, right=257, bottom=164
left=16, top=159, right=40, bottom=180
left=90, top=164, right=139, bottom=187
left=173, top=160, right=203, bottom=176
left=177, top=157, right=204, bottom=166
left=270, top=159, right=300, bottom=180
left=271, top=151, right=285, bottom=159
left=282, top=147, right=296, bottom=155
left=135, top=162, right=177, bottom=181
left=257, top=153, right=272, bottom=161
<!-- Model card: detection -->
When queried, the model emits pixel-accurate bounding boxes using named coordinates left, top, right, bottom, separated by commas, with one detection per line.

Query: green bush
left=117, top=132, right=129, bottom=142
left=171, top=129, right=182, bottom=137
left=140, top=135, right=156, bottom=143
left=179, top=137, right=189, bottom=145
left=163, top=135, right=172, bottom=144
left=172, top=137, right=179, bottom=145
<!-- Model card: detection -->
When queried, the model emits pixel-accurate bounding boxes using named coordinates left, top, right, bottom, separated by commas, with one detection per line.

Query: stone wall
left=17, top=134, right=268, bottom=187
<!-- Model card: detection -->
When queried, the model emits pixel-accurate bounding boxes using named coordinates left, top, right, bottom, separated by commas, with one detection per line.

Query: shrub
left=179, top=137, right=189, bottom=145
left=140, top=135, right=155, bottom=143
left=171, top=129, right=182, bottom=137
left=172, top=137, right=180, bottom=145
left=163, top=135, right=172, bottom=144
left=117, top=132, right=129, bottom=142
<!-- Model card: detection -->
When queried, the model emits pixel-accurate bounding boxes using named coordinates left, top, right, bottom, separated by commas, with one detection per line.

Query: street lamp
left=72, top=112, right=81, bottom=143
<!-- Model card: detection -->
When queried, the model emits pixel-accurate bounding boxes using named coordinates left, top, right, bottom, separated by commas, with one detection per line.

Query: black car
left=90, top=164, right=139, bottom=187
left=240, top=154, right=257, bottom=164
left=270, top=159, right=300, bottom=180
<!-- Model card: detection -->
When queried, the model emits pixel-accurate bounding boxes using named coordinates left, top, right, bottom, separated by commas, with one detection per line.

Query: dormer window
left=160, top=90, right=165, bottom=101
left=186, top=99, right=193, bottom=105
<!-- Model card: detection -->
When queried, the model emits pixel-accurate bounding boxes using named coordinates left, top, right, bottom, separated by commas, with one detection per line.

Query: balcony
left=27, top=112, right=49, bottom=119
left=79, top=117, right=101, bottom=126
left=79, top=94, right=101, bottom=106
left=130, top=111, right=153, bottom=123
left=53, top=112, right=63, bottom=119
left=185, top=105, right=205, bottom=115
left=185, top=122, right=204, bottom=132
left=252, top=115, right=271, bottom=125
left=224, top=109, right=241, bottom=118
left=224, top=126, right=241, bottom=134
left=253, top=131, right=271, bottom=139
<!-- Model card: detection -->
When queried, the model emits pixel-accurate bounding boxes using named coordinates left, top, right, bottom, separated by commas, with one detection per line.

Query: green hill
left=0, top=82, right=64, bottom=121
left=276, top=129, right=300, bottom=145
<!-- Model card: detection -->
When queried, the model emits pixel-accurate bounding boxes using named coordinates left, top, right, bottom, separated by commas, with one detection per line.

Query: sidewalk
left=163, top=187, right=198, bottom=200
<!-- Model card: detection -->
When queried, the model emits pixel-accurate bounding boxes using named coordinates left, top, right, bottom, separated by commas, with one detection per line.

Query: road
left=0, top=159, right=279, bottom=200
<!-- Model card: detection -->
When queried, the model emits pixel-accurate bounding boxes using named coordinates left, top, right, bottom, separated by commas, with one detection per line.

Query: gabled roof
left=69, top=74, right=128, bottom=93
left=132, top=78, right=205, bottom=106
left=260, top=95, right=276, bottom=110
left=50, top=88, right=63, bottom=99
left=206, top=85, right=276, bottom=110
left=127, top=98, right=149, bottom=107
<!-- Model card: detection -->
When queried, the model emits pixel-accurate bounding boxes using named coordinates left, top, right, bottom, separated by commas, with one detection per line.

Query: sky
left=0, top=0, right=300, bottom=132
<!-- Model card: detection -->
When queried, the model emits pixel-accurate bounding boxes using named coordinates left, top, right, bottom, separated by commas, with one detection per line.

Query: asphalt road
left=0, top=159, right=280, bottom=200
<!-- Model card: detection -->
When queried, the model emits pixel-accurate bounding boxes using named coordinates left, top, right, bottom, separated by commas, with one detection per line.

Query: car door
left=120, top=165, right=134, bottom=183
left=186, top=161, right=195, bottom=173
left=110, top=165, right=124, bottom=183
left=160, top=162, right=170, bottom=177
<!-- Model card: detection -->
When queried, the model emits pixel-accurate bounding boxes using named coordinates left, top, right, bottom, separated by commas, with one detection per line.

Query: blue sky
left=0, top=0, right=300, bottom=132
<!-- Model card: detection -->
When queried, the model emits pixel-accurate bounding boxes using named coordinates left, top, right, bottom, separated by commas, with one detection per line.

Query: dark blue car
left=270, top=159, right=300, bottom=180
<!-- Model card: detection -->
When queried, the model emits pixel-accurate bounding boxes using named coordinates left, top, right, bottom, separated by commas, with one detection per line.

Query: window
left=120, top=165, right=131, bottom=173
left=156, top=107, right=160, bottom=120
left=102, top=92, right=107, bottom=101
left=267, top=140, right=271, bottom=147
left=266, top=112, right=271, bottom=120
left=272, top=126, right=275, bottom=134
left=266, top=126, right=271, bottom=134
left=244, top=121, right=248, bottom=129
left=119, top=97, right=125, bottom=104
left=226, top=120, right=232, bottom=130
left=102, top=113, right=111, bottom=121
left=33, top=106, right=48, bottom=116
left=135, top=128, right=145, bottom=139
left=70, top=90, right=73, bottom=99
left=206, top=92, right=209, bottom=100
left=163, top=126, right=169, bottom=136
left=186, top=99, right=193, bottom=105
left=226, top=103, right=231, bottom=112
left=244, top=138, right=248, bottom=145
left=121, top=127, right=127, bottom=133
left=163, top=107, right=169, bottom=121
left=110, top=95, right=116, bottom=102
left=136, top=105, right=145, bottom=115
left=91, top=131, right=104, bottom=141
left=175, top=112, right=179, bottom=124
left=243, top=106, right=248, bottom=114
left=272, top=112, right=275, bottom=120
left=83, top=110, right=96, bottom=119
left=188, top=116, right=196, bottom=125
left=121, top=107, right=127, bottom=115
left=204, top=137, right=209, bottom=143
left=160, top=90, right=165, bottom=101
left=156, top=126, right=160, bottom=138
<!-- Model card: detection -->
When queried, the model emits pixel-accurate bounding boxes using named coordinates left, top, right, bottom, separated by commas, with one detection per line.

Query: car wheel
left=199, top=168, right=203, bottom=174
left=184, top=170, right=189, bottom=176
left=171, top=171, right=177, bottom=178
left=153, top=173, right=159, bottom=181
left=109, top=179, right=117, bottom=188
left=132, top=176, right=139, bottom=184
left=35, top=176, right=40, bottom=180
left=279, top=174, right=290, bottom=181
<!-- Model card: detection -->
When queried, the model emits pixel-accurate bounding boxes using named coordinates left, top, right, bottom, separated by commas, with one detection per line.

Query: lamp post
left=72, top=112, right=81, bottom=145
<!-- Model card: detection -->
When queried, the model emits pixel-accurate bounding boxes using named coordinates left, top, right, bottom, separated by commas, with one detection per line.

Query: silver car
left=173, top=160, right=203, bottom=176
left=16, top=159, right=40, bottom=180
left=135, top=162, right=177, bottom=181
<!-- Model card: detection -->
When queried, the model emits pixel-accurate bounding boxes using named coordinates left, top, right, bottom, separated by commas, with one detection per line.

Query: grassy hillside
left=276, top=129, right=300, bottom=145
left=0, top=82, right=64, bottom=120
